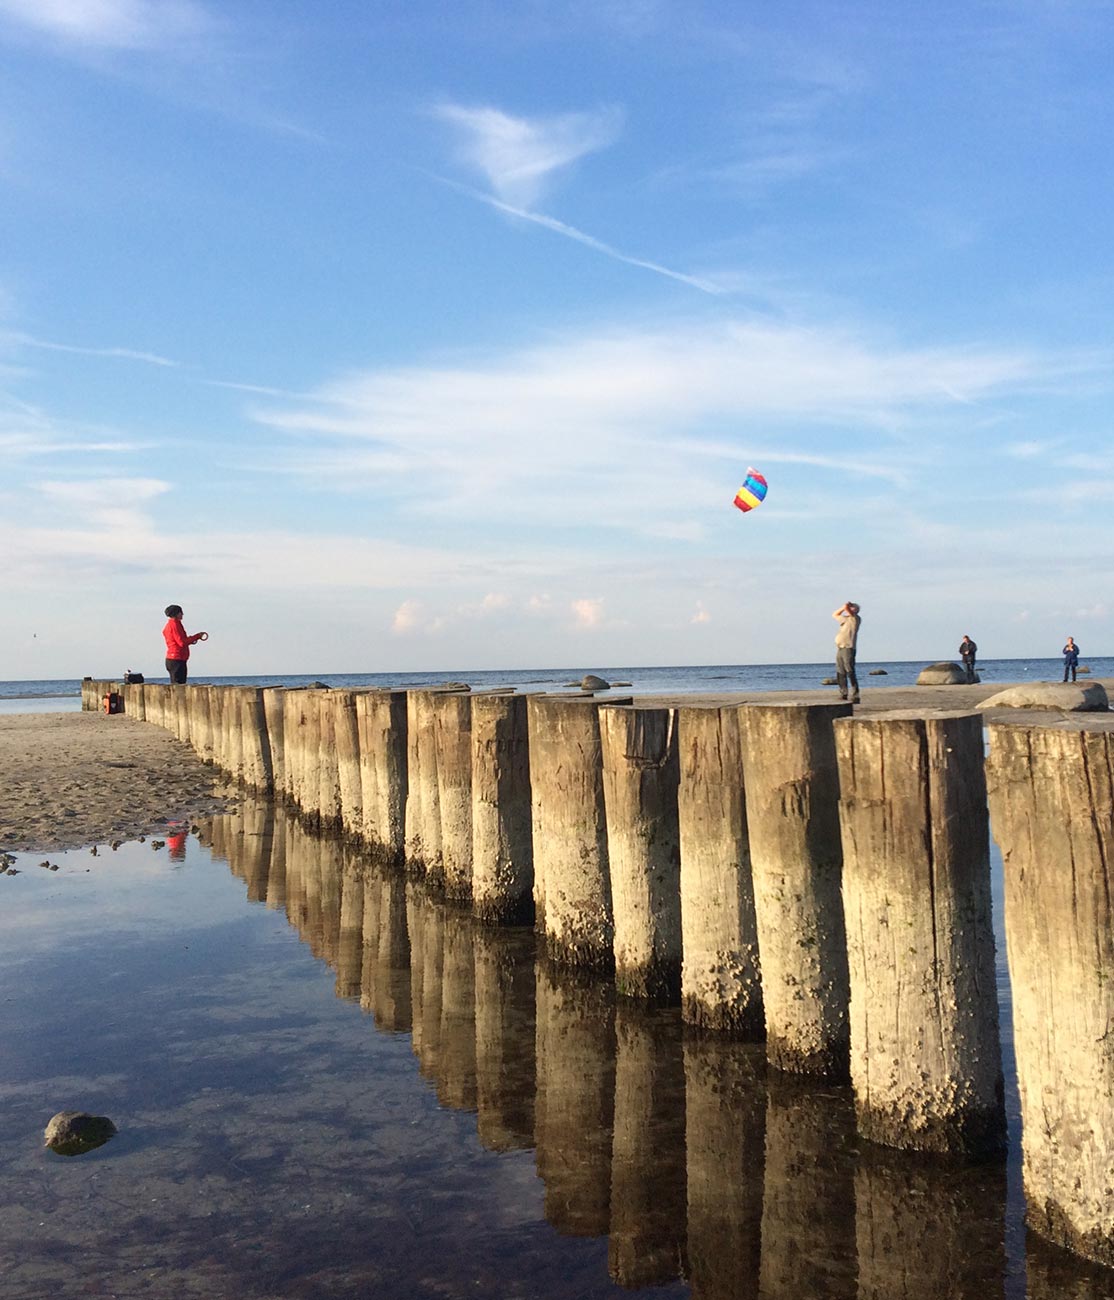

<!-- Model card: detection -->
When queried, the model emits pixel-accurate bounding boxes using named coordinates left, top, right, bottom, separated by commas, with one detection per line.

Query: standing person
left=1062, top=636, right=1080, bottom=683
left=832, top=601, right=862, bottom=704
left=959, top=635, right=978, bottom=683
left=163, top=604, right=208, bottom=685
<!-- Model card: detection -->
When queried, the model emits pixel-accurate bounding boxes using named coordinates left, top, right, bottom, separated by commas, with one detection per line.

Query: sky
left=2, top=0, right=1113, bottom=678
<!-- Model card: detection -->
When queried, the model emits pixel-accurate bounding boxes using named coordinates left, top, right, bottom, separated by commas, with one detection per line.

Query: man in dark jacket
left=959, top=635, right=978, bottom=683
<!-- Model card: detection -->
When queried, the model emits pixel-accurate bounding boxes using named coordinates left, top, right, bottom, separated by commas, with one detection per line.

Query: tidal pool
left=1, top=800, right=1111, bottom=1299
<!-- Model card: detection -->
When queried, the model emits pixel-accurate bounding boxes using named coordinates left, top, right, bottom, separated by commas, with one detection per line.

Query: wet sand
left=0, top=712, right=232, bottom=853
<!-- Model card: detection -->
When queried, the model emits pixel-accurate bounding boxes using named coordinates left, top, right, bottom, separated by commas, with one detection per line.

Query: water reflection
left=205, top=800, right=1108, bottom=1300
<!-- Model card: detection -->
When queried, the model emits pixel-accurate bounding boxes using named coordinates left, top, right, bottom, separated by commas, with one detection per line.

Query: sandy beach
left=0, top=712, right=232, bottom=854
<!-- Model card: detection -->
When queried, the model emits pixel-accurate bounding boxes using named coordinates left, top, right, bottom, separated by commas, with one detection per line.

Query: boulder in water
left=869, top=668, right=888, bottom=676
left=821, top=677, right=838, bottom=686
left=581, top=675, right=611, bottom=691
left=44, top=1111, right=117, bottom=1156
left=916, top=662, right=968, bottom=686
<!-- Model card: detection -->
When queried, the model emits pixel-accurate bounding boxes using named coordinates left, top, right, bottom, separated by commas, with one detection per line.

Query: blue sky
left=2, top=0, right=1112, bottom=678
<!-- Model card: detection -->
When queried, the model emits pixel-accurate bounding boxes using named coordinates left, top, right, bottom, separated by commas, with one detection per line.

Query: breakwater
left=84, top=677, right=1114, bottom=1271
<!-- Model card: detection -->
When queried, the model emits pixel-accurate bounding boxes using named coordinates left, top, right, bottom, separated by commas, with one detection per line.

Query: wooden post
left=600, top=706, right=682, bottom=1001
left=356, top=691, right=408, bottom=864
left=238, top=686, right=274, bottom=793
left=835, top=711, right=1005, bottom=1156
left=262, top=687, right=286, bottom=796
left=527, top=697, right=614, bottom=971
left=987, top=715, right=1114, bottom=1266
left=332, top=690, right=363, bottom=841
left=676, top=705, right=763, bottom=1035
left=471, top=694, right=534, bottom=924
left=405, top=691, right=443, bottom=883
left=434, top=692, right=473, bottom=902
left=738, top=702, right=851, bottom=1078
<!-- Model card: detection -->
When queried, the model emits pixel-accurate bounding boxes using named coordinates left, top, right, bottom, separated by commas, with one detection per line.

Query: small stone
left=151, top=841, right=166, bottom=850
left=44, top=1111, right=117, bottom=1156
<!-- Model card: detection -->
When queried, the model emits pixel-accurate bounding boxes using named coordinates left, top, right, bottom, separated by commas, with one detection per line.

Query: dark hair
left=164, top=604, right=183, bottom=618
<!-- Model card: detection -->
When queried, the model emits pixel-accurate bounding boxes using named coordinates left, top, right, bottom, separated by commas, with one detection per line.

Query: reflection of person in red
left=166, top=830, right=187, bottom=862
left=163, top=604, right=208, bottom=685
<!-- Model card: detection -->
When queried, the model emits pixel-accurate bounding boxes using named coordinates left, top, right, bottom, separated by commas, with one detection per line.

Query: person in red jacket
left=163, top=604, right=208, bottom=684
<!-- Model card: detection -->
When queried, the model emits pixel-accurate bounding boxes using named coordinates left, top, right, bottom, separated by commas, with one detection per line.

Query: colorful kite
left=733, top=468, right=768, bottom=513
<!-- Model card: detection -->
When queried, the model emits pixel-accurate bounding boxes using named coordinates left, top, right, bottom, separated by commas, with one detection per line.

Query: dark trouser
left=166, top=657, right=188, bottom=684
left=836, top=648, right=859, bottom=701
left=963, top=658, right=976, bottom=683
left=1064, top=665, right=1077, bottom=682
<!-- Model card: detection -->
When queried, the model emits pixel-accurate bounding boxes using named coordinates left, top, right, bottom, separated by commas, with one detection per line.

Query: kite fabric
left=733, top=468, right=768, bottom=513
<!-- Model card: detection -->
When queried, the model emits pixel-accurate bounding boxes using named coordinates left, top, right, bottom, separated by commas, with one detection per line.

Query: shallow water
left=2, top=803, right=1113, bottom=1298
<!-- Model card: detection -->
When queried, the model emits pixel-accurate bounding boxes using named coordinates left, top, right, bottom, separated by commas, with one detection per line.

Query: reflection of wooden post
left=608, top=1004, right=687, bottom=1288
left=435, top=693, right=473, bottom=902
left=356, top=691, right=408, bottom=863
left=738, top=702, right=851, bottom=1078
left=600, top=706, right=682, bottom=1001
left=760, top=1077, right=857, bottom=1300
left=265, top=806, right=288, bottom=911
left=438, top=910, right=477, bottom=1111
left=472, top=694, right=534, bottom=924
left=418, top=894, right=445, bottom=1084
left=406, top=883, right=426, bottom=1060
left=317, top=841, right=343, bottom=968
left=372, top=871, right=412, bottom=1033
left=854, top=1149, right=1007, bottom=1300
left=528, top=698, right=614, bottom=971
left=336, top=855, right=364, bottom=1000
left=684, top=1034, right=765, bottom=1300
left=473, top=926, right=536, bottom=1150
left=359, top=868, right=384, bottom=1016
left=987, top=716, right=1114, bottom=1266
left=239, top=800, right=273, bottom=902
left=836, top=712, right=1005, bottom=1156
left=677, top=706, right=762, bottom=1035
left=534, top=964, right=615, bottom=1236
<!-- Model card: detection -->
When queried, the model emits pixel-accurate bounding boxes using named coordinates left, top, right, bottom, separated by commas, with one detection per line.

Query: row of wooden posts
left=83, top=677, right=1114, bottom=1269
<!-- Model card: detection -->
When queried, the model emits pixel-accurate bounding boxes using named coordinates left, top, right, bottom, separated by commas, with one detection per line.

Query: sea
left=3, top=655, right=1111, bottom=713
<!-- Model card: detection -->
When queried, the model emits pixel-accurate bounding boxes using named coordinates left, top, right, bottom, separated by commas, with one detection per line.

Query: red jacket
left=163, top=617, right=201, bottom=661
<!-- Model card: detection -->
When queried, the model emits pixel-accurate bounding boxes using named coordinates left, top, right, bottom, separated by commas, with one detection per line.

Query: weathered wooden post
left=312, top=690, right=342, bottom=833
left=738, top=702, right=851, bottom=1078
left=600, top=706, right=682, bottom=1001
left=191, top=684, right=213, bottom=764
left=405, top=691, right=443, bottom=883
left=987, top=715, right=1114, bottom=1266
left=356, top=690, right=408, bottom=864
left=237, top=686, right=273, bottom=793
left=607, top=1004, right=687, bottom=1288
left=676, top=705, right=763, bottom=1035
left=684, top=1034, right=765, bottom=1300
left=220, top=686, right=245, bottom=785
left=471, top=694, right=534, bottom=924
left=123, top=682, right=146, bottom=722
left=262, top=687, right=286, bottom=796
left=835, top=711, right=1005, bottom=1156
left=332, top=690, right=363, bottom=841
left=434, top=692, right=473, bottom=902
left=527, top=697, right=614, bottom=971
left=473, top=925, right=536, bottom=1151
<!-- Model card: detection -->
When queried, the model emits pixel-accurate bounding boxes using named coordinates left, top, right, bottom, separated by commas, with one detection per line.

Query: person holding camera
left=832, top=601, right=862, bottom=704
left=162, top=604, right=208, bottom=685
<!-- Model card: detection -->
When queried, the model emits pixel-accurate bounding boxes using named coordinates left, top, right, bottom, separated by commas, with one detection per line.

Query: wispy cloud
left=452, top=183, right=724, bottom=294
left=0, top=0, right=214, bottom=50
left=3, top=331, right=179, bottom=367
left=434, top=102, right=622, bottom=208
left=572, top=597, right=604, bottom=628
